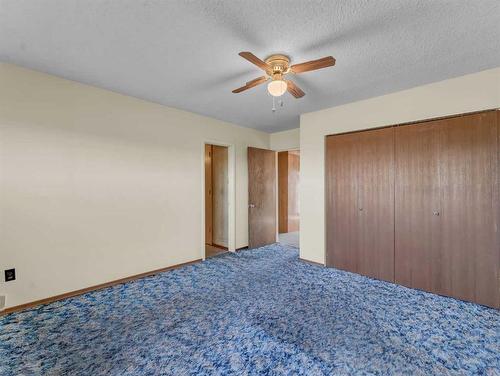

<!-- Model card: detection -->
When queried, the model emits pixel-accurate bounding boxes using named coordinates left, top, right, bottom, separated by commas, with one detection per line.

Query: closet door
left=326, top=133, right=359, bottom=272
left=357, top=128, right=395, bottom=282
left=439, top=112, right=499, bottom=307
left=326, top=128, right=394, bottom=282
left=395, top=121, right=441, bottom=292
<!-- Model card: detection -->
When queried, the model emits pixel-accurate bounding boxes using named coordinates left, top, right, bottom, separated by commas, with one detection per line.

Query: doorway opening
left=205, top=144, right=229, bottom=258
left=277, top=150, right=300, bottom=248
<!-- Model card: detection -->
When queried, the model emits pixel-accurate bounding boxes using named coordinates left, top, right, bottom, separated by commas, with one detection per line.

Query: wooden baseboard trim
left=1, top=259, right=201, bottom=316
left=299, top=258, right=325, bottom=267
left=210, top=243, right=229, bottom=251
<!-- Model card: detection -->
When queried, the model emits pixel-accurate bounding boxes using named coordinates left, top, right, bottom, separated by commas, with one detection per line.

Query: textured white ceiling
left=1, top=1, right=499, bottom=132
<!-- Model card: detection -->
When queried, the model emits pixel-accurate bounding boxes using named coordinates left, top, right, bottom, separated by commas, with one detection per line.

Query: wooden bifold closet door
left=326, top=127, right=394, bottom=282
left=396, top=111, right=499, bottom=307
left=395, top=120, right=441, bottom=293
left=326, top=133, right=360, bottom=274
left=438, top=112, right=498, bottom=307
left=326, top=110, right=499, bottom=308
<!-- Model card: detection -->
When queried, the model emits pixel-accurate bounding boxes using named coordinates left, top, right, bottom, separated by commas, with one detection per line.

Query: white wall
left=270, top=128, right=299, bottom=151
left=0, top=63, right=269, bottom=309
left=300, top=67, right=500, bottom=264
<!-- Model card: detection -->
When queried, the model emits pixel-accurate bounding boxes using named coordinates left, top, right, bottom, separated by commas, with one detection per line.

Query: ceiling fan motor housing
left=265, top=54, right=291, bottom=79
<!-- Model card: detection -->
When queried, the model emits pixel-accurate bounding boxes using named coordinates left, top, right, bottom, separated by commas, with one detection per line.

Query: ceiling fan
left=232, top=52, right=335, bottom=98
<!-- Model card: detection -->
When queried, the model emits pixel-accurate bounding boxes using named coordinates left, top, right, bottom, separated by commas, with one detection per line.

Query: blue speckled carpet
left=1, top=244, right=499, bottom=375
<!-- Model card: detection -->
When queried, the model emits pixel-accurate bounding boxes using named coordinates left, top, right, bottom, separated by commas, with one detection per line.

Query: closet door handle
left=433, top=211, right=440, bottom=216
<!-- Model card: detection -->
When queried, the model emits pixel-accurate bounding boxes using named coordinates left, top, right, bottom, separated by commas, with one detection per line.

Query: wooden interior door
left=357, top=128, right=395, bottom=282
left=248, top=147, right=276, bottom=249
left=326, top=133, right=359, bottom=272
left=438, top=111, right=499, bottom=307
left=395, top=120, right=442, bottom=292
left=212, top=145, right=228, bottom=248
left=204, top=144, right=213, bottom=245
left=287, top=151, right=300, bottom=232
left=278, top=151, right=300, bottom=233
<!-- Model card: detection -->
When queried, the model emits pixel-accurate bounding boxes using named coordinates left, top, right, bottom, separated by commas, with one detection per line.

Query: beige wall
left=270, top=128, right=299, bottom=151
left=0, top=63, right=269, bottom=309
left=300, top=67, right=500, bottom=264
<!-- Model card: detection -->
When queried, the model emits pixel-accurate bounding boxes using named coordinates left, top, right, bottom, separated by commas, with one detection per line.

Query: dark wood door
left=357, top=128, right=395, bottom=282
left=248, top=147, right=276, bottom=249
left=438, top=111, right=499, bottom=307
left=326, top=128, right=394, bottom=281
left=395, top=120, right=442, bottom=292
left=326, top=133, right=360, bottom=272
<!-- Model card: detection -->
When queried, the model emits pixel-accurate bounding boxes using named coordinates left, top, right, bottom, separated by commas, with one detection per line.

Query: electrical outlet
left=4, top=269, right=15, bottom=282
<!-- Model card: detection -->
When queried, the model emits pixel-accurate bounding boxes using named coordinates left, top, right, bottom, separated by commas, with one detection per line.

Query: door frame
left=201, top=140, right=236, bottom=260
left=275, top=148, right=300, bottom=242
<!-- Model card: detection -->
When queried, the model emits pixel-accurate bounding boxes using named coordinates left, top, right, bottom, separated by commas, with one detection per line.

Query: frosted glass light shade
left=267, top=80, right=287, bottom=97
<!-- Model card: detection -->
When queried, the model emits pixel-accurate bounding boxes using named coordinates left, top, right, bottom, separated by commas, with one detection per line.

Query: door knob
left=359, top=208, right=363, bottom=211
left=433, top=211, right=440, bottom=216
left=249, top=204, right=256, bottom=208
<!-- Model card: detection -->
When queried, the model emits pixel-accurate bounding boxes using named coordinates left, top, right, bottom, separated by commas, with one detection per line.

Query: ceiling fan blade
left=232, top=76, right=268, bottom=94
left=232, top=85, right=251, bottom=93
left=239, top=52, right=269, bottom=71
left=246, top=76, right=268, bottom=87
left=286, top=80, right=305, bottom=98
left=291, top=56, right=336, bottom=74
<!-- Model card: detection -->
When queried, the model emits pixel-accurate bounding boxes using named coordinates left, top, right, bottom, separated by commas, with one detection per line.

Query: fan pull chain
left=271, top=97, right=285, bottom=113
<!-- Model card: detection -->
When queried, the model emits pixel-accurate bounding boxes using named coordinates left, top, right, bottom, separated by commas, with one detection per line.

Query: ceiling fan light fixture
left=267, top=79, right=287, bottom=97
left=233, top=52, right=335, bottom=98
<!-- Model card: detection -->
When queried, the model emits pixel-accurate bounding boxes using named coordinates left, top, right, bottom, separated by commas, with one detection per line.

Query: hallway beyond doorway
left=278, top=231, right=299, bottom=248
